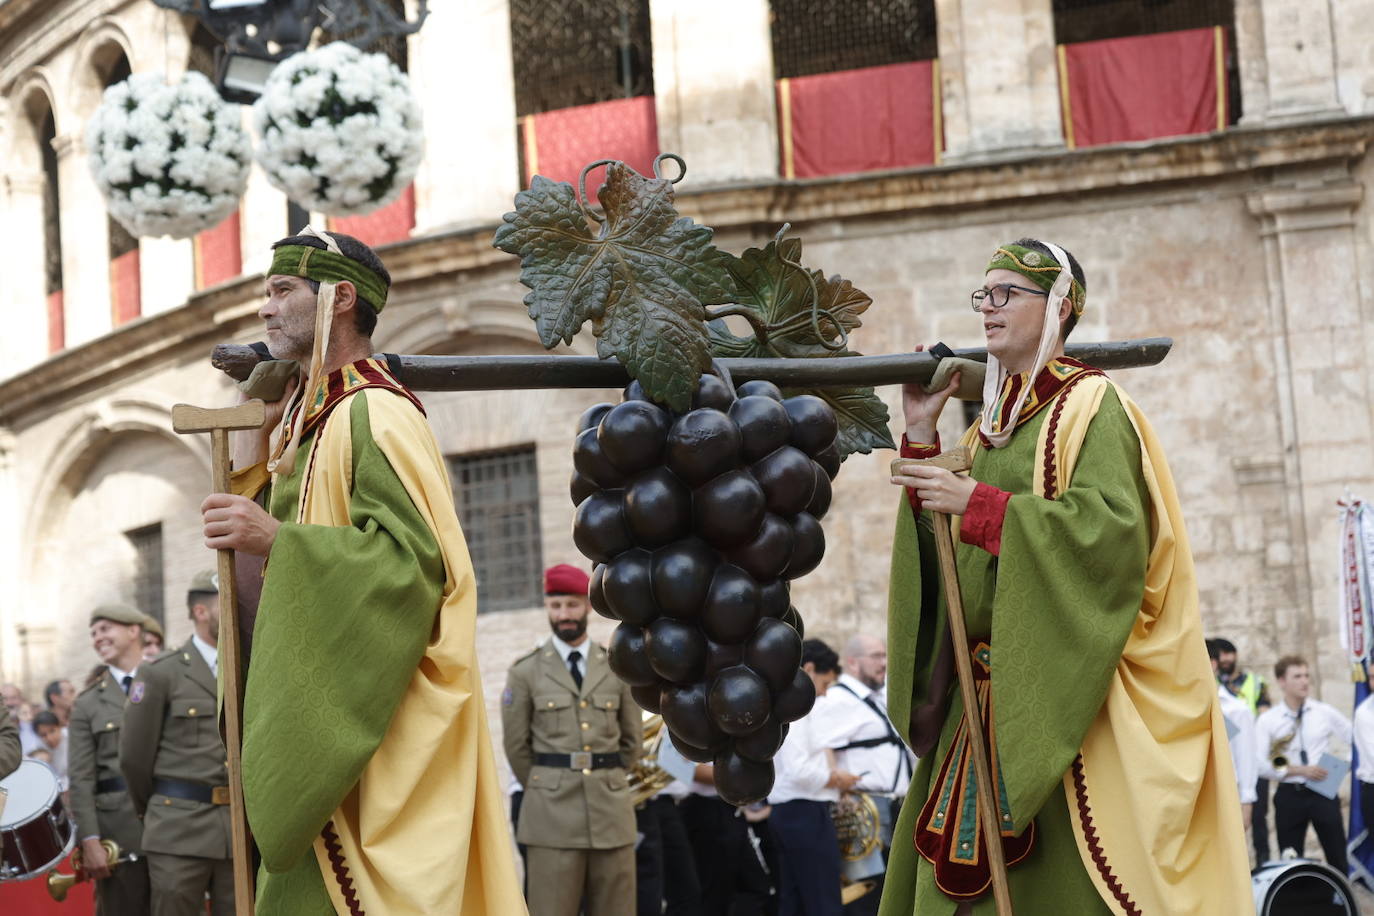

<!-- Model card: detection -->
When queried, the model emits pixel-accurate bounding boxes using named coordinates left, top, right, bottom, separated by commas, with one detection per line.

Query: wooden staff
left=171, top=400, right=265, bottom=916
left=892, top=447, right=1014, bottom=916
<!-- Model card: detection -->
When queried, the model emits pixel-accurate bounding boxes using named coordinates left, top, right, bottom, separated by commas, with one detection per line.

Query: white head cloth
left=267, top=225, right=343, bottom=476
left=978, top=240, right=1074, bottom=449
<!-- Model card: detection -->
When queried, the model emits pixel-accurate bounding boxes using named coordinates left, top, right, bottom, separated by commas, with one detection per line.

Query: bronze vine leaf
left=707, top=237, right=892, bottom=455
left=493, top=164, right=735, bottom=411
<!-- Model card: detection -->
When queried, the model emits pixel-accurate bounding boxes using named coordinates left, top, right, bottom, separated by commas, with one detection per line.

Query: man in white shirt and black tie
left=768, top=638, right=858, bottom=916
left=1254, top=654, right=1352, bottom=871
left=811, top=634, right=915, bottom=914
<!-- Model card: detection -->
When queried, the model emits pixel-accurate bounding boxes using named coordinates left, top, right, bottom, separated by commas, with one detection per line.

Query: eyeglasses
left=970, top=284, right=1049, bottom=312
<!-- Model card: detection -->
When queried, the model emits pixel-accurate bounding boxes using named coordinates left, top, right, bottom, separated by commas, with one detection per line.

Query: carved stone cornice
left=1, top=116, right=1370, bottom=426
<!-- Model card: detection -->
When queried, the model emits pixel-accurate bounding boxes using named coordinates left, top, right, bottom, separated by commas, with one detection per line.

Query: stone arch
left=5, top=70, right=63, bottom=368
left=22, top=396, right=212, bottom=677
left=68, top=19, right=137, bottom=118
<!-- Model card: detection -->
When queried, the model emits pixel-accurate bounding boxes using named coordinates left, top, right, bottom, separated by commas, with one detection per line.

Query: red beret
left=544, top=563, right=590, bottom=596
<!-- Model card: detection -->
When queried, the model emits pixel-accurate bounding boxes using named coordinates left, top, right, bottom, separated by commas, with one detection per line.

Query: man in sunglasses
left=882, top=239, right=1249, bottom=914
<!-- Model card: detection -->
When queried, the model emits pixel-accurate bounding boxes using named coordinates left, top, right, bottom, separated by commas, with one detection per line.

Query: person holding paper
left=1254, top=655, right=1352, bottom=871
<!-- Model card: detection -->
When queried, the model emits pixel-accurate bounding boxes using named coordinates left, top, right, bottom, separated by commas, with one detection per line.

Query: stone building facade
left=1, top=0, right=1372, bottom=770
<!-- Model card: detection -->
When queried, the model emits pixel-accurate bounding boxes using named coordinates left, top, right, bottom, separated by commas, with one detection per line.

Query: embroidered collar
left=290, top=357, right=426, bottom=444
left=978, top=357, right=1101, bottom=448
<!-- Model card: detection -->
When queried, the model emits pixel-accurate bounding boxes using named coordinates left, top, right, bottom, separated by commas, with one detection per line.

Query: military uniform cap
left=89, top=603, right=145, bottom=626
left=141, top=614, right=165, bottom=639
left=188, top=569, right=219, bottom=593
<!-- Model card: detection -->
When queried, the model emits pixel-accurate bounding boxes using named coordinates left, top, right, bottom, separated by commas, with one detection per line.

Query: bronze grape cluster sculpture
left=494, top=154, right=894, bottom=803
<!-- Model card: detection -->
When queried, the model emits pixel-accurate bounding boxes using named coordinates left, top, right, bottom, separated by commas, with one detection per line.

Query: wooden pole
left=900, top=447, right=1015, bottom=915
left=172, top=400, right=265, bottom=916
left=209, top=338, right=1172, bottom=391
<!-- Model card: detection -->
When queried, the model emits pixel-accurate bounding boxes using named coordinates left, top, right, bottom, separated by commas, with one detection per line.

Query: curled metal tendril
left=576, top=153, right=688, bottom=227
left=772, top=224, right=850, bottom=353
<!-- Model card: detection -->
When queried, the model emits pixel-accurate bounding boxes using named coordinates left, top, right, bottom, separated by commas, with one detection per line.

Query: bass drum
left=0, top=759, right=75, bottom=882
left=1252, top=859, right=1357, bottom=916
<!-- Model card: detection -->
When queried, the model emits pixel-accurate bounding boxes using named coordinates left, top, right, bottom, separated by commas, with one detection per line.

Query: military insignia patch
left=129, top=682, right=145, bottom=704
left=502, top=687, right=514, bottom=706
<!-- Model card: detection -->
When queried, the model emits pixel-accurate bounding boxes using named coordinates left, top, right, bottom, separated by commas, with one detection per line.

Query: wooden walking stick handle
left=902, top=447, right=1015, bottom=915
left=172, top=400, right=265, bottom=916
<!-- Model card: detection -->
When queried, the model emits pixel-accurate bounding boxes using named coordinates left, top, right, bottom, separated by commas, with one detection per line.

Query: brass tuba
left=627, top=714, right=677, bottom=806
left=832, top=792, right=882, bottom=862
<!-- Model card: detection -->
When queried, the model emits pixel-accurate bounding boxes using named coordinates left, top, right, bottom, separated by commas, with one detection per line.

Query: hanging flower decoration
left=253, top=42, right=424, bottom=216
left=85, top=71, right=251, bottom=239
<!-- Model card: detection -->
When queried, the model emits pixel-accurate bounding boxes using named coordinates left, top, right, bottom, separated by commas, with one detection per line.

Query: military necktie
left=567, top=650, right=583, bottom=689
left=121, top=675, right=133, bottom=694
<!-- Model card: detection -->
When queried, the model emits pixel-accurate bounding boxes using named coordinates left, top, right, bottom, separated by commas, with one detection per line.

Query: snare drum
left=0, top=759, right=75, bottom=881
left=1252, top=858, right=1358, bottom=916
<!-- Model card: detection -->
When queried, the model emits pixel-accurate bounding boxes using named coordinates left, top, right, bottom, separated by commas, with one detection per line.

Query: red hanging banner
left=1058, top=27, right=1225, bottom=150
left=327, top=184, right=416, bottom=249
left=778, top=60, right=939, bottom=180
left=521, top=96, right=660, bottom=203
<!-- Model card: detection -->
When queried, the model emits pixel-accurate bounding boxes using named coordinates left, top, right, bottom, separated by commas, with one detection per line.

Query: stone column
left=935, top=0, right=1063, bottom=161
left=1234, top=0, right=1343, bottom=124
left=649, top=0, right=779, bottom=186
left=139, top=237, right=194, bottom=317
left=1248, top=164, right=1374, bottom=696
left=0, top=169, right=49, bottom=372
left=53, top=131, right=112, bottom=347
left=409, top=0, right=520, bottom=232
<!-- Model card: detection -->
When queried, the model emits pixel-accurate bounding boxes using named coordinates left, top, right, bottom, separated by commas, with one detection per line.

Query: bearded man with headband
left=199, top=228, right=523, bottom=915
left=883, top=239, right=1249, bottom=914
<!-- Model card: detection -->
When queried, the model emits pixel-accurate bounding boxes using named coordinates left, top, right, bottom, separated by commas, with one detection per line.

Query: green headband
left=986, top=243, right=1086, bottom=317
left=268, top=244, right=390, bottom=312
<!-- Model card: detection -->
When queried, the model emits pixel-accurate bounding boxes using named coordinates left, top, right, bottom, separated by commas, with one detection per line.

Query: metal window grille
left=125, top=523, right=165, bottom=626
left=318, top=0, right=410, bottom=71
left=1052, top=0, right=1240, bottom=124
left=508, top=0, right=654, bottom=117
left=448, top=447, right=544, bottom=613
left=40, top=110, right=62, bottom=296
left=1052, top=0, right=1232, bottom=43
left=770, top=0, right=938, bottom=80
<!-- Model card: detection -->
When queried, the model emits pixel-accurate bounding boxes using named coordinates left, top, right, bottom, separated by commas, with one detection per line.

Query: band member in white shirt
left=1353, top=691, right=1374, bottom=845
left=1217, top=684, right=1257, bottom=823
left=768, top=639, right=858, bottom=916
left=811, top=634, right=915, bottom=913
left=1254, top=655, right=1352, bottom=870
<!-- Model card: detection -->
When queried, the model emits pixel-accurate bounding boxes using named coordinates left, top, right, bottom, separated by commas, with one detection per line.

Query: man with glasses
left=812, top=634, right=913, bottom=915
left=883, top=239, right=1249, bottom=913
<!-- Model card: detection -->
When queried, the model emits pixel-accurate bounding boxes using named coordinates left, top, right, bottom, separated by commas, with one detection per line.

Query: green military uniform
left=70, top=665, right=151, bottom=913
left=121, top=637, right=233, bottom=915
left=0, top=703, right=19, bottom=778
left=503, top=638, right=640, bottom=916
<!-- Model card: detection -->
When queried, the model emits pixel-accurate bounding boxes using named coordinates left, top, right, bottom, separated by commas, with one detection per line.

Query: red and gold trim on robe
left=914, top=642, right=1035, bottom=900
left=978, top=357, right=1102, bottom=449
left=296, top=357, right=426, bottom=442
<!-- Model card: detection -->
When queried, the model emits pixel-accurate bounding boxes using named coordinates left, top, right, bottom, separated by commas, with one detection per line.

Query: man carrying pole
left=884, top=239, right=1249, bottom=914
left=194, top=228, right=524, bottom=915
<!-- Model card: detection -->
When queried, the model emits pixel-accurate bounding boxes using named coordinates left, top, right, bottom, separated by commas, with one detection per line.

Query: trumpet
left=47, top=839, right=139, bottom=901
left=1270, top=730, right=1297, bottom=770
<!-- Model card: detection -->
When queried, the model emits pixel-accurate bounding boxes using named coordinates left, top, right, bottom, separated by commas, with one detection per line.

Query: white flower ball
left=253, top=42, right=424, bottom=216
left=85, top=71, right=251, bottom=239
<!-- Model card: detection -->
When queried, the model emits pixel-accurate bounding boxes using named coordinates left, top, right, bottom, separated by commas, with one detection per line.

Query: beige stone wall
left=2, top=0, right=1373, bottom=773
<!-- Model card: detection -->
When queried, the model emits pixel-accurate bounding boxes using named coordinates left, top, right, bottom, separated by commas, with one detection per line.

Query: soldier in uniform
left=141, top=614, right=166, bottom=661
left=0, top=701, right=19, bottom=778
left=120, top=571, right=233, bottom=915
left=503, top=563, right=640, bottom=916
left=68, top=603, right=151, bottom=913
